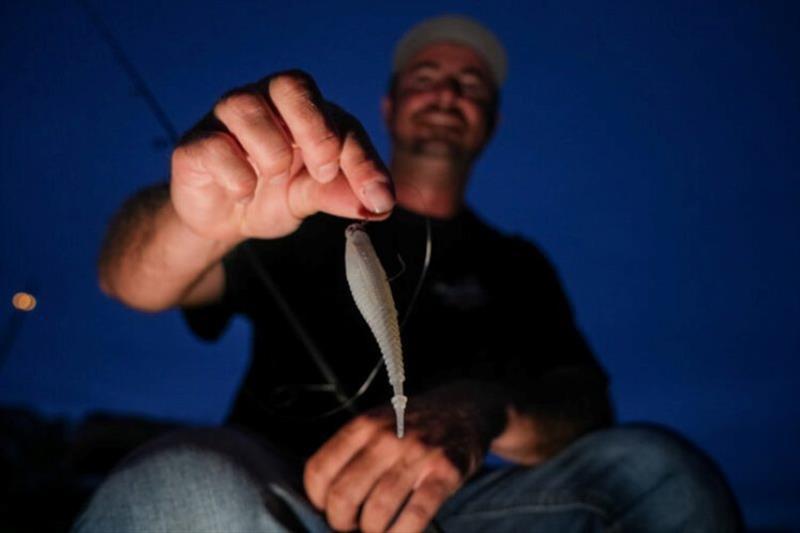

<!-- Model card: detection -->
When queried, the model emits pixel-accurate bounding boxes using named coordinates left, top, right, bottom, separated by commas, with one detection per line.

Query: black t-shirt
left=184, top=207, right=607, bottom=458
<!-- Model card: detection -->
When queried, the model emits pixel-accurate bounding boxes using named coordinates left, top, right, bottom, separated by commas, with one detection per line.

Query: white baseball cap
left=393, top=15, right=508, bottom=87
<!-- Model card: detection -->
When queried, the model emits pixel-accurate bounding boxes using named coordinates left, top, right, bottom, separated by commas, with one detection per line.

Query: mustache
left=413, top=105, right=466, bottom=125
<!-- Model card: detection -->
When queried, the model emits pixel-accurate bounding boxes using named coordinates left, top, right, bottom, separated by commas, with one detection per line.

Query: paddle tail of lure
left=345, top=223, right=406, bottom=438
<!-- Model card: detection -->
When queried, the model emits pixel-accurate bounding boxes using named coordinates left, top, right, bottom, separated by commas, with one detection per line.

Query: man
left=76, top=16, right=742, bottom=533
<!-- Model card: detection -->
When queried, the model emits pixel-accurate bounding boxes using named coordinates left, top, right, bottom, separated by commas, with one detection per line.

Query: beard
left=400, top=106, right=474, bottom=161
left=408, top=131, right=468, bottom=159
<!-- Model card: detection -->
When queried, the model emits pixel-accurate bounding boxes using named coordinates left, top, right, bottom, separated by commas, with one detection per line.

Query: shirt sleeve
left=181, top=242, right=252, bottom=341
left=493, top=236, right=614, bottom=423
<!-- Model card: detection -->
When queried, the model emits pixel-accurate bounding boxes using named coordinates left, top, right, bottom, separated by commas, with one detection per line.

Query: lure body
left=344, top=223, right=406, bottom=437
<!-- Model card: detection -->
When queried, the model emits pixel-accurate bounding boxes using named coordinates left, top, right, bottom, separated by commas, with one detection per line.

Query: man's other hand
left=171, top=70, right=395, bottom=244
left=304, top=389, right=497, bottom=533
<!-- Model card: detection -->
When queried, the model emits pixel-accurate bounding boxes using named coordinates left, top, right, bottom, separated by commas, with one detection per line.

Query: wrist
left=420, top=380, right=510, bottom=452
left=113, top=197, right=236, bottom=310
left=163, top=199, right=243, bottom=260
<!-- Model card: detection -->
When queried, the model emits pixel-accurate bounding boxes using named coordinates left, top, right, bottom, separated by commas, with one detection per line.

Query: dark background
left=1, top=1, right=798, bottom=529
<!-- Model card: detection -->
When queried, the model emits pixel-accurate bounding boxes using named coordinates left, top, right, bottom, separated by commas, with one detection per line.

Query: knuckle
left=405, top=439, right=428, bottom=459
left=226, top=164, right=255, bottom=185
left=328, top=513, right=353, bottom=533
left=327, top=482, right=356, bottom=510
left=361, top=500, right=392, bottom=532
left=431, top=478, right=452, bottom=498
left=227, top=177, right=253, bottom=197
left=270, top=70, right=316, bottom=101
left=348, top=415, right=375, bottom=434
left=285, top=68, right=315, bottom=88
left=269, top=74, right=334, bottom=138
left=347, top=155, right=378, bottom=178
left=403, top=502, right=432, bottom=523
left=365, top=444, right=395, bottom=468
left=304, top=456, right=325, bottom=484
left=178, top=132, right=236, bottom=169
left=292, top=98, right=325, bottom=129
left=259, top=141, right=293, bottom=173
left=338, top=423, right=361, bottom=443
left=215, top=93, right=267, bottom=122
left=434, top=455, right=460, bottom=481
left=380, top=467, right=402, bottom=487
left=198, top=133, right=237, bottom=162
left=341, top=132, right=376, bottom=169
left=341, top=145, right=372, bottom=171
left=310, top=131, right=340, bottom=153
left=171, top=144, right=190, bottom=167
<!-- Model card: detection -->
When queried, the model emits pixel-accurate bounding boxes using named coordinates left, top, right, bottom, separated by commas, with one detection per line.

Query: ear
left=381, top=95, right=393, bottom=129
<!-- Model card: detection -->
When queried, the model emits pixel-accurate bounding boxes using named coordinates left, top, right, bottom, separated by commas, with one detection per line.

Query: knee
left=585, top=423, right=704, bottom=477
left=73, top=431, right=273, bottom=532
left=580, top=423, right=742, bottom=530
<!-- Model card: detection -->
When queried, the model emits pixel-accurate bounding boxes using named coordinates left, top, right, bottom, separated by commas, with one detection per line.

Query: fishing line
left=242, top=214, right=432, bottom=420
left=77, top=0, right=435, bottom=422
left=308, top=183, right=437, bottom=418
left=335, top=185, right=436, bottom=416
left=242, top=242, right=354, bottom=409
left=78, top=12, right=449, bottom=529
left=304, top=215, right=432, bottom=419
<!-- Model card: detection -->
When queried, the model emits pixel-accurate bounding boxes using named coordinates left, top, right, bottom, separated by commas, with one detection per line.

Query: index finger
left=303, top=416, right=380, bottom=509
left=268, top=71, right=342, bottom=183
left=337, top=112, right=395, bottom=215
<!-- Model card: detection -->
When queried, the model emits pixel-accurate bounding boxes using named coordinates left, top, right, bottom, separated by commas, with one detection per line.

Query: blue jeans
left=72, top=423, right=742, bottom=532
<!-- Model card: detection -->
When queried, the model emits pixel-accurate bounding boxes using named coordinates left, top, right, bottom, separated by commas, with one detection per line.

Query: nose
left=434, top=78, right=461, bottom=108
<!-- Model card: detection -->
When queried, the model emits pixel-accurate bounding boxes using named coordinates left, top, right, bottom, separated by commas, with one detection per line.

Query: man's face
left=383, top=42, right=498, bottom=163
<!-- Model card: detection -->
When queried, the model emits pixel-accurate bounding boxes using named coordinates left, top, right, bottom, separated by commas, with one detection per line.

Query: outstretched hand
left=170, top=70, right=395, bottom=245
left=304, top=384, right=507, bottom=532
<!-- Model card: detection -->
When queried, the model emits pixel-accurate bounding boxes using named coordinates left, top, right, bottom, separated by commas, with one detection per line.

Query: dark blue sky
left=1, top=1, right=798, bottom=528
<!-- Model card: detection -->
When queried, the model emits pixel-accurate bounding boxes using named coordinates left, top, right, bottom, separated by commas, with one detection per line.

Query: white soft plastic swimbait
left=344, top=222, right=406, bottom=438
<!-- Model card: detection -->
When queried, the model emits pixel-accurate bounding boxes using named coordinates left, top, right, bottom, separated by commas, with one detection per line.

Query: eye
left=411, top=74, right=435, bottom=88
left=460, top=78, right=490, bottom=99
left=462, top=83, right=482, bottom=97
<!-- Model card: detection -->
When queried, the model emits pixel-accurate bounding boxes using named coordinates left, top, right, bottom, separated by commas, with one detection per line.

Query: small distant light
left=12, top=292, right=37, bottom=312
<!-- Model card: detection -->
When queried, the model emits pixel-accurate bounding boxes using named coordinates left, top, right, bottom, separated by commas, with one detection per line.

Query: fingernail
left=317, top=161, right=339, bottom=183
left=362, top=179, right=394, bottom=214
left=270, top=170, right=290, bottom=185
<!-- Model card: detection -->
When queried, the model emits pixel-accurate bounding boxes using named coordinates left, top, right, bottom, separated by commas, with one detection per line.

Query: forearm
left=98, top=183, right=239, bottom=311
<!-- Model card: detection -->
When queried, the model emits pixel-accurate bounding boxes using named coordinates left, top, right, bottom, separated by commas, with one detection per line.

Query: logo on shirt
left=431, top=275, right=488, bottom=310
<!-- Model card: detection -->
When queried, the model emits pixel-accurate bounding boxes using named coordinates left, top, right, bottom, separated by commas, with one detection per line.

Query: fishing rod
left=76, top=0, right=179, bottom=145
left=69, top=8, right=446, bottom=531
left=74, top=0, right=358, bottom=407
